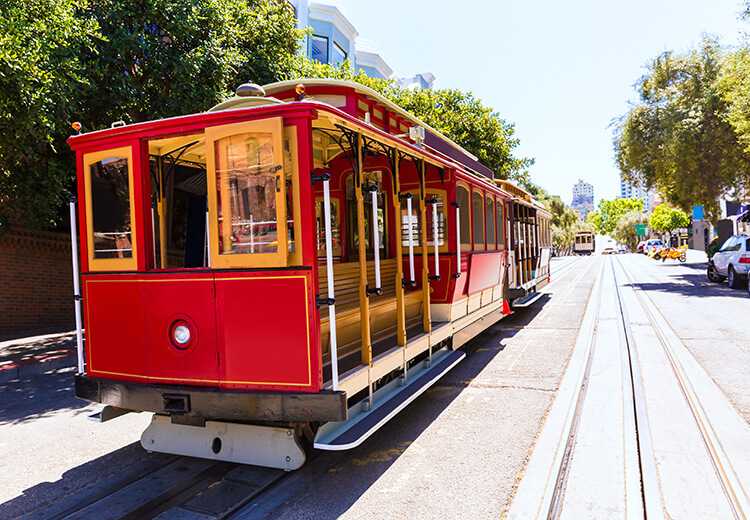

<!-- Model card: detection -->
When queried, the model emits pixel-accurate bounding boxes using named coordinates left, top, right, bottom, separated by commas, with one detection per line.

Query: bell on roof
left=236, top=82, right=265, bottom=97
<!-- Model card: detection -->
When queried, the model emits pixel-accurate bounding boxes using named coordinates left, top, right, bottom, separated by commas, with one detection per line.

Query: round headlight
left=173, top=324, right=191, bottom=345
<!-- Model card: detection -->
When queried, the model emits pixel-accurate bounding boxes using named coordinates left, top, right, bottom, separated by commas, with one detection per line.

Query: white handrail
left=151, top=204, right=157, bottom=267
left=323, top=178, right=339, bottom=390
left=431, top=200, right=440, bottom=278
left=455, top=204, right=461, bottom=278
left=407, top=195, right=416, bottom=285
left=69, top=201, right=85, bottom=374
left=370, top=188, right=381, bottom=292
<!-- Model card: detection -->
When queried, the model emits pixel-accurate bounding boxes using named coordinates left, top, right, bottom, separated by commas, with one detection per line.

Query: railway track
left=509, top=254, right=750, bottom=519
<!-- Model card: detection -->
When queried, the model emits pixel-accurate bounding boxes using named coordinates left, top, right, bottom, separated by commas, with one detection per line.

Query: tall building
left=619, top=175, right=656, bottom=213
left=572, top=179, right=594, bottom=219
left=289, top=1, right=432, bottom=84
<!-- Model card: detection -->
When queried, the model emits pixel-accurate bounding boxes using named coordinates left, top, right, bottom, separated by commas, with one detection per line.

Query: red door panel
left=215, top=272, right=316, bottom=392
left=141, top=277, right=219, bottom=385
left=84, top=278, right=146, bottom=380
left=468, top=252, right=503, bottom=294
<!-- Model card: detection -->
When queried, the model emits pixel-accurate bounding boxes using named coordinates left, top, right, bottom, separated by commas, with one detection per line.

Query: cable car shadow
left=244, top=302, right=551, bottom=520
left=0, top=442, right=173, bottom=519
left=625, top=272, right=749, bottom=299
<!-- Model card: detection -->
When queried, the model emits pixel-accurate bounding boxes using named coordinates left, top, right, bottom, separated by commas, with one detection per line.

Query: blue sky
left=333, top=0, right=747, bottom=205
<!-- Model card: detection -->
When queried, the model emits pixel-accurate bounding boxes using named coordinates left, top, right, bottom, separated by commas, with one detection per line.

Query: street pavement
left=1, top=252, right=747, bottom=519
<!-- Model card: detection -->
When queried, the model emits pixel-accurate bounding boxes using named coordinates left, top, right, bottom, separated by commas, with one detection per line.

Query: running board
left=314, top=348, right=466, bottom=451
left=512, top=291, right=544, bottom=308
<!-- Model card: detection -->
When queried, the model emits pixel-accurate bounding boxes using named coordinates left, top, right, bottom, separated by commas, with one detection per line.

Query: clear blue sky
left=333, top=0, right=746, bottom=205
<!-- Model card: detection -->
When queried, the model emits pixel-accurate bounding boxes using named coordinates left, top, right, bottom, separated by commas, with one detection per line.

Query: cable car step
left=512, top=291, right=544, bottom=308
left=314, top=347, right=466, bottom=451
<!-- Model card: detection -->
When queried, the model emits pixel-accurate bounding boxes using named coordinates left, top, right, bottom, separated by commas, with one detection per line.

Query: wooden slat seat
left=318, top=258, right=423, bottom=363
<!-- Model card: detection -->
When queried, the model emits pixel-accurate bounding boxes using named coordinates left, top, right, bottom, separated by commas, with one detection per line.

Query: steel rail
left=615, top=255, right=750, bottom=520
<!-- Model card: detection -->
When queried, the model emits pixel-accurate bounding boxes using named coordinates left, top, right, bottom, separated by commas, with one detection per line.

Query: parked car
left=644, top=239, right=664, bottom=255
left=636, top=240, right=647, bottom=254
left=602, top=246, right=616, bottom=255
left=617, top=244, right=628, bottom=254
left=707, top=234, right=750, bottom=289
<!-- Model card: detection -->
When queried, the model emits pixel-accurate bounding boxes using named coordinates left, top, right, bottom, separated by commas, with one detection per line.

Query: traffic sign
left=692, top=205, right=704, bottom=221
left=635, top=224, right=647, bottom=237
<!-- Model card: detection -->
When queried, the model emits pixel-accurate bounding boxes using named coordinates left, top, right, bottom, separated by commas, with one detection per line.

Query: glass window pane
left=486, top=197, right=495, bottom=249
left=457, top=186, right=471, bottom=249
left=316, top=198, right=341, bottom=257
left=426, top=194, right=445, bottom=247
left=215, top=132, right=280, bottom=255
left=311, top=35, right=329, bottom=63
left=332, top=41, right=347, bottom=66
left=401, top=196, right=421, bottom=248
left=497, top=201, right=504, bottom=247
left=90, top=156, right=133, bottom=259
left=472, top=191, right=484, bottom=249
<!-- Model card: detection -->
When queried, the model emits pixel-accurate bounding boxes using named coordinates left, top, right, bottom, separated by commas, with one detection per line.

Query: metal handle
left=370, top=188, right=382, bottom=294
left=430, top=198, right=440, bottom=280
left=407, top=196, right=416, bottom=286
left=455, top=204, right=462, bottom=279
left=69, top=200, right=85, bottom=374
left=322, top=178, right=339, bottom=390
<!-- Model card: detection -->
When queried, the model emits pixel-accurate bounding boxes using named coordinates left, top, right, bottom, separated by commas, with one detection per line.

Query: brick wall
left=0, top=227, right=74, bottom=340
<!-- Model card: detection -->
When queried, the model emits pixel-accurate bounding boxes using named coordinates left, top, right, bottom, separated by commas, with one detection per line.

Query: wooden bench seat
left=318, top=258, right=423, bottom=362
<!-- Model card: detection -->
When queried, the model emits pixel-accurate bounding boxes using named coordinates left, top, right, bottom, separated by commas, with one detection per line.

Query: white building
left=619, top=175, right=656, bottom=213
left=572, top=179, right=594, bottom=219
left=289, top=1, right=432, bottom=84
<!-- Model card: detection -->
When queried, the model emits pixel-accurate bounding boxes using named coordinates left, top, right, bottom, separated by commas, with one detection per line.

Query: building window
left=311, top=35, right=329, bottom=63
left=332, top=41, right=347, bottom=66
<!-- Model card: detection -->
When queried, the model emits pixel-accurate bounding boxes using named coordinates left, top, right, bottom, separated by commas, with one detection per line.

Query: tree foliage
left=288, top=60, right=534, bottom=185
left=613, top=210, right=648, bottom=250
left=648, top=203, right=690, bottom=234
left=0, top=0, right=99, bottom=228
left=0, top=0, right=302, bottom=228
left=590, top=198, right=644, bottom=235
left=614, top=37, right=750, bottom=221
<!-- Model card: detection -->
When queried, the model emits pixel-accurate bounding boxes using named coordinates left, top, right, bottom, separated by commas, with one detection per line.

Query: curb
left=0, top=348, right=76, bottom=384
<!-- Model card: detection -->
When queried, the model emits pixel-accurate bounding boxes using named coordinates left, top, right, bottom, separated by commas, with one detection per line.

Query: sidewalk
left=0, top=331, right=77, bottom=383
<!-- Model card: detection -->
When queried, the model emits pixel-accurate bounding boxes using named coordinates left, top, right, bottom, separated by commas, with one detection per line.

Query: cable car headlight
left=169, top=320, right=193, bottom=349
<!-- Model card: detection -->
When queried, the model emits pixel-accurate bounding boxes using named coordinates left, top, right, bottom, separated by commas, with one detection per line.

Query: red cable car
left=68, top=79, right=551, bottom=469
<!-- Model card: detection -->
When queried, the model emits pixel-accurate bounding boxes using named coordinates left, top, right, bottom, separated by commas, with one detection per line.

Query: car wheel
left=728, top=266, right=743, bottom=289
left=707, top=263, right=723, bottom=283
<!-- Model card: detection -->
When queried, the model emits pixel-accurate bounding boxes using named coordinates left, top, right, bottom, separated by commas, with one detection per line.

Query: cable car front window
left=89, top=154, right=133, bottom=260
left=215, top=132, right=281, bottom=256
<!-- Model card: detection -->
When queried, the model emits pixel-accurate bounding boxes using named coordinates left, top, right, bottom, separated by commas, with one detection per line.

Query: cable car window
left=316, top=197, right=341, bottom=257
left=206, top=118, right=287, bottom=269
left=486, top=196, right=496, bottom=250
left=83, top=146, right=137, bottom=271
left=457, top=185, right=471, bottom=251
left=497, top=201, right=505, bottom=248
left=214, top=132, right=280, bottom=255
left=472, top=190, right=485, bottom=250
left=90, top=157, right=132, bottom=259
left=427, top=192, right=446, bottom=247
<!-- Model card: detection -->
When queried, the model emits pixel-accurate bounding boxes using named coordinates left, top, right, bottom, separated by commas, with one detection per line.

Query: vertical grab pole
left=69, top=199, right=85, bottom=374
left=455, top=204, right=461, bottom=278
left=151, top=201, right=157, bottom=268
left=322, top=177, right=340, bottom=390
left=370, top=187, right=382, bottom=293
left=431, top=199, right=440, bottom=279
left=406, top=195, right=416, bottom=285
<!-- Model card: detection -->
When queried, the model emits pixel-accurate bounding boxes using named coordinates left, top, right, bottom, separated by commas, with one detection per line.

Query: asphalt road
left=2, top=253, right=745, bottom=520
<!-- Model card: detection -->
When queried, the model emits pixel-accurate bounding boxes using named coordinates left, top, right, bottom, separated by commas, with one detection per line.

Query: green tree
left=288, top=60, right=534, bottom=184
left=586, top=211, right=603, bottom=235
left=594, top=198, right=644, bottom=235
left=0, top=0, right=99, bottom=228
left=79, top=0, right=302, bottom=127
left=649, top=203, right=690, bottom=237
left=615, top=37, right=750, bottom=220
left=0, top=0, right=302, bottom=229
left=718, top=48, right=750, bottom=159
left=613, top=210, right=648, bottom=250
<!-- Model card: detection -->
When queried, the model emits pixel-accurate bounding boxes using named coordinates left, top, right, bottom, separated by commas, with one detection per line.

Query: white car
left=708, top=234, right=750, bottom=289
left=644, top=239, right=664, bottom=255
